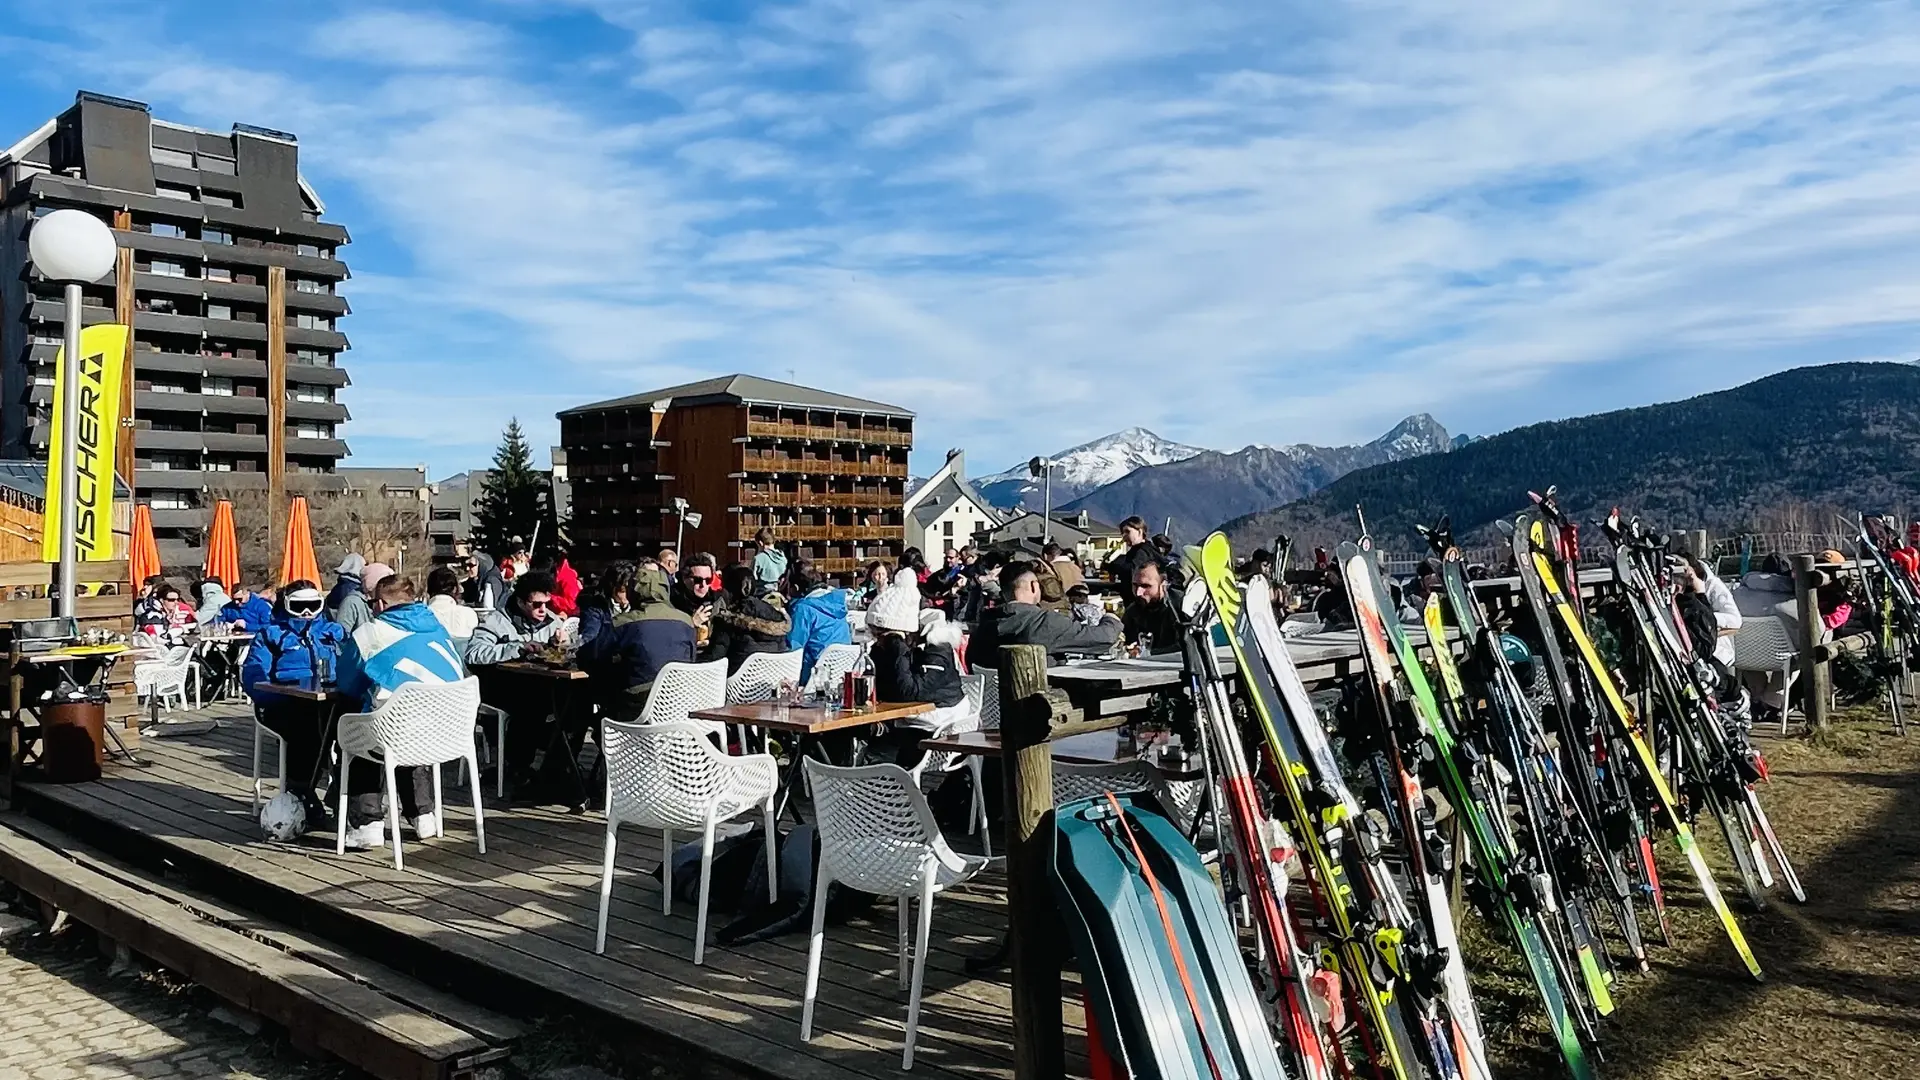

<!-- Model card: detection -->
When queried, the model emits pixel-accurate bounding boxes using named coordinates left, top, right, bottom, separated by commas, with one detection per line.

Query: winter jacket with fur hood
left=702, top=590, right=791, bottom=674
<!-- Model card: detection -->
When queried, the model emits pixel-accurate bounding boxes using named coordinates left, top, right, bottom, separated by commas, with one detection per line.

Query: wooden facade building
left=559, top=375, right=913, bottom=574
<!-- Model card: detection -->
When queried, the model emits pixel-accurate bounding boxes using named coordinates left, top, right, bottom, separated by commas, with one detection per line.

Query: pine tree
left=471, top=419, right=554, bottom=558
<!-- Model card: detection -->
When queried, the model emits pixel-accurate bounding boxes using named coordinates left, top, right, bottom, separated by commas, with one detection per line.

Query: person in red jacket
left=551, top=556, right=582, bottom=618
left=1892, top=522, right=1920, bottom=586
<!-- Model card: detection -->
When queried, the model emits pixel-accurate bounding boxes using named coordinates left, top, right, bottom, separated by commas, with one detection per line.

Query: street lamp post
left=672, top=497, right=701, bottom=554
left=1027, top=456, right=1058, bottom=545
left=27, top=210, right=119, bottom=619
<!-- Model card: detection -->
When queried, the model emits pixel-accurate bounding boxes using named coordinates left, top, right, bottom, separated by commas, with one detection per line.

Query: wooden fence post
left=1793, top=554, right=1832, bottom=731
left=999, top=643, right=1063, bottom=1080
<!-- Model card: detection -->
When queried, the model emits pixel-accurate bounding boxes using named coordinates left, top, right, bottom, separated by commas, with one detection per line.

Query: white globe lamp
left=28, top=208, right=120, bottom=619
left=28, top=209, right=118, bottom=283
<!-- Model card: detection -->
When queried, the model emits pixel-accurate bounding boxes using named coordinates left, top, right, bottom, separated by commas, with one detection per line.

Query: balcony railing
left=740, top=524, right=905, bottom=543
left=745, top=420, right=912, bottom=447
left=738, top=489, right=899, bottom=508
left=741, top=454, right=908, bottom=478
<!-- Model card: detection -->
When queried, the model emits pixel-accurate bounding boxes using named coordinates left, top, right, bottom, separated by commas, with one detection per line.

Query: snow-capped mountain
left=1062, top=414, right=1454, bottom=535
left=976, top=427, right=1208, bottom=511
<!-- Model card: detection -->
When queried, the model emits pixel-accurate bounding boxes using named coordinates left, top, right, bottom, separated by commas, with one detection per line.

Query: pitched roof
left=560, top=374, right=913, bottom=419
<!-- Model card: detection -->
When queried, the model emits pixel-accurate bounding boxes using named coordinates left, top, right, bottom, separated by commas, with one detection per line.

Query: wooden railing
left=738, top=524, right=905, bottom=543
left=745, top=421, right=912, bottom=447
left=741, top=455, right=908, bottom=478
left=738, top=489, right=898, bottom=508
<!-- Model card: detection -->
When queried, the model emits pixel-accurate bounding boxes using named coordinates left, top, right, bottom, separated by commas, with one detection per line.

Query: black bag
left=1676, top=592, right=1719, bottom=662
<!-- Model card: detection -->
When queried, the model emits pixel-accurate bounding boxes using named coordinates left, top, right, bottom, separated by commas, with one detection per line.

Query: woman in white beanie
left=865, top=583, right=968, bottom=766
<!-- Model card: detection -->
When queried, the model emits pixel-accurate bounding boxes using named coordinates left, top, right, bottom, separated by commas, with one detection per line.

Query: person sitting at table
left=425, top=566, right=477, bottom=644
left=578, top=564, right=695, bottom=722
left=1067, top=583, right=1105, bottom=626
left=657, top=547, right=679, bottom=575
left=466, top=572, right=573, bottom=798
left=970, top=561, right=1122, bottom=670
left=160, top=583, right=196, bottom=644
left=334, top=563, right=390, bottom=636
left=462, top=552, right=509, bottom=611
left=326, top=554, right=364, bottom=620
left=242, top=583, right=348, bottom=830
left=576, top=561, right=635, bottom=647
left=672, top=552, right=718, bottom=617
left=220, top=583, right=274, bottom=631
left=134, top=575, right=168, bottom=638
left=194, top=578, right=234, bottom=629
left=855, top=560, right=889, bottom=610
left=1122, top=560, right=1184, bottom=655
left=785, top=561, right=851, bottom=684
left=863, top=585, right=969, bottom=766
left=702, top=562, right=791, bottom=674
left=334, top=575, right=465, bottom=849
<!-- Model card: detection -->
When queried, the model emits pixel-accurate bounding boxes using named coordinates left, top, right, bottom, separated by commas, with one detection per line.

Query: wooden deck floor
left=14, top=705, right=1090, bottom=1080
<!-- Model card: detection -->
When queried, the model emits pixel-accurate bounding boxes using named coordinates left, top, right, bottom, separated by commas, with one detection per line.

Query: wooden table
left=194, top=633, right=255, bottom=704
left=250, top=680, right=358, bottom=795
left=12, top=645, right=141, bottom=769
left=920, top=727, right=1207, bottom=779
left=692, top=700, right=935, bottom=822
left=488, top=662, right=592, bottom=808
left=689, top=699, right=933, bottom=735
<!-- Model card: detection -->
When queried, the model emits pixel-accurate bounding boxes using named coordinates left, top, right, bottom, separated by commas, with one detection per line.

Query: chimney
left=1077, top=510, right=1089, bottom=528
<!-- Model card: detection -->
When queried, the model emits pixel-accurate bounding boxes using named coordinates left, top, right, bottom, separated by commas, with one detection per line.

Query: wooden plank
left=0, top=810, right=526, bottom=1048
left=113, top=210, right=136, bottom=495
left=46, top=739, right=1038, bottom=1074
left=20, top=777, right=910, bottom=1080
left=266, top=266, right=288, bottom=563
left=0, top=818, right=491, bottom=1080
left=30, top=724, right=1067, bottom=1078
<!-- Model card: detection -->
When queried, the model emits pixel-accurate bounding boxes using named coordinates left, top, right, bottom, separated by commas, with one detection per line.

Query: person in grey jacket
left=334, top=562, right=391, bottom=636
left=465, top=572, right=573, bottom=799
left=969, top=561, right=1121, bottom=670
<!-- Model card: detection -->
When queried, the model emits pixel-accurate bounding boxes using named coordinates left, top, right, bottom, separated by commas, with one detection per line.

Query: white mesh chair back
left=912, top=679, right=984, bottom=780
left=335, top=678, right=481, bottom=769
left=805, top=643, right=864, bottom=696
left=727, top=650, right=801, bottom=705
left=602, top=719, right=772, bottom=831
left=1731, top=616, right=1796, bottom=674
left=1053, top=759, right=1163, bottom=807
left=805, top=759, right=972, bottom=897
left=134, top=646, right=193, bottom=701
left=978, top=669, right=1002, bottom=731
left=640, top=658, right=728, bottom=730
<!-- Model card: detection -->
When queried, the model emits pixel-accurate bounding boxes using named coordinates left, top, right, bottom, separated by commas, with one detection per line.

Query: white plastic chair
left=640, top=659, right=729, bottom=740
left=596, top=719, right=779, bottom=964
left=251, top=708, right=286, bottom=813
left=804, top=643, right=864, bottom=697
left=977, top=669, right=1001, bottom=731
left=726, top=650, right=802, bottom=750
left=133, top=646, right=193, bottom=713
left=907, top=674, right=990, bottom=857
left=800, top=760, right=991, bottom=1069
left=1731, top=615, right=1797, bottom=733
left=334, top=678, right=487, bottom=871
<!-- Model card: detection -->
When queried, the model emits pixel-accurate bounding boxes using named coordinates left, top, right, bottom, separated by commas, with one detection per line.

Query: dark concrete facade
left=0, top=91, right=352, bottom=568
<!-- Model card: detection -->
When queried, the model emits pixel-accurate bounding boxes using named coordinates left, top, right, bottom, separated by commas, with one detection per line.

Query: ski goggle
left=284, top=588, right=324, bottom=617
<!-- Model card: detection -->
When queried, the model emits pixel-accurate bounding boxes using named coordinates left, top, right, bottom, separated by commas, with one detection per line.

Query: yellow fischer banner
left=43, top=323, right=129, bottom=563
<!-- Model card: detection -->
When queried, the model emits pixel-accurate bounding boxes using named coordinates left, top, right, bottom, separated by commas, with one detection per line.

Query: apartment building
left=0, top=91, right=352, bottom=568
left=559, top=375, right=912, bottom=574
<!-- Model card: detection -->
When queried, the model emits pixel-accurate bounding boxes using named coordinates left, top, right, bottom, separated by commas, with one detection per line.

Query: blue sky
left=5, top=1, right=1919, bottom=480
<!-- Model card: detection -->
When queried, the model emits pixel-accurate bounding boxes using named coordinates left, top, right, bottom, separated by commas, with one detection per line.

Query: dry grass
left=1471, top=706, right=1920, bottom=1078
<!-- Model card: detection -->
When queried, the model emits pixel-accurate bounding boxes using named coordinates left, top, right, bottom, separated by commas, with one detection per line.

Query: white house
left=904, top=450, right=1001, bottom=555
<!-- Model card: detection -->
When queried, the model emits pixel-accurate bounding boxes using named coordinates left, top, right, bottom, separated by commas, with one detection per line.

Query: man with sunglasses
left=466, top=572, right=574, bottom=798
left=243, top=583, right=348, bottom=830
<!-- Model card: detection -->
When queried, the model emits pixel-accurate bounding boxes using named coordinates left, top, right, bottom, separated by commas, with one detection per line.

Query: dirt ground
left=1473, top=705, right=1920, bottom=1079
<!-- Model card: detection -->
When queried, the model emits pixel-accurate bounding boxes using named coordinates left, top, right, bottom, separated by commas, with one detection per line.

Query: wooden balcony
left=745, top=421, right=912, bottom=448
left=740, top=524, right=905, bottom=543
left=741, top=454, right=908, bottom=478
left=739, top=489, right=900, bottom=508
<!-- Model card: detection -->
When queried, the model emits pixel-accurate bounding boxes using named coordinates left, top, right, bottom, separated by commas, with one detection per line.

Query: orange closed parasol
left=129, top=504, right=162, bottom=588
left=279, top=496, right=321, bottom=587
left=204, top=500, right=240, bottom=587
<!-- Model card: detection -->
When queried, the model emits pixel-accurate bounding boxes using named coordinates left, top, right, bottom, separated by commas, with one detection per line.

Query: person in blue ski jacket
left=784, top=562, right=851, bottom=683
left=333, top=575, right=466, bottom=850
left=220, top=585, right=274, bottom=631
left=243, top=582, right=348, bottom=829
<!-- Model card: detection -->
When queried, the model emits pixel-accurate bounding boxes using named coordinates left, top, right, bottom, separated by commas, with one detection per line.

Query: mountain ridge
left=1221, top=362, right=1920, bottom=554
left=1060, top=414, right=1454, bottom=534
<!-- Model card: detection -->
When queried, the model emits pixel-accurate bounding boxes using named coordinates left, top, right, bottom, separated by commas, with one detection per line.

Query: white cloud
left=309, top=10, right=511, bottom=70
